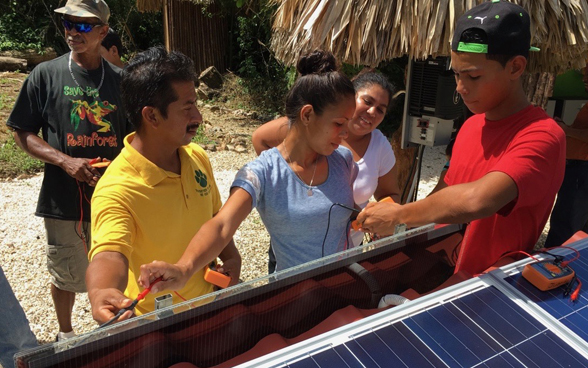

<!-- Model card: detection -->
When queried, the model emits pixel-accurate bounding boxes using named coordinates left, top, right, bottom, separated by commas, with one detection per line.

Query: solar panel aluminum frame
left=14, top=223, right=462, bottom=368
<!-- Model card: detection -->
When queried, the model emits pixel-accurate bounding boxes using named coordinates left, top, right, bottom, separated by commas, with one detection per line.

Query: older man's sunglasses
left=61, top=18, right=103, bottom=33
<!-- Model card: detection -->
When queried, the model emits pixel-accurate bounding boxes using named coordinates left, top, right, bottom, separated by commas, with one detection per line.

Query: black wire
left=412, top=145, right=425, bottom=202
left=537, top=250, right=565, bottom=264
left=321, top=203, right=360, bottom=257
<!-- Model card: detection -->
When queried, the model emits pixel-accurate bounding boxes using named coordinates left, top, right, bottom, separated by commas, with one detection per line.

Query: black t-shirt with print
left=7, top=52, right=134, bottom=221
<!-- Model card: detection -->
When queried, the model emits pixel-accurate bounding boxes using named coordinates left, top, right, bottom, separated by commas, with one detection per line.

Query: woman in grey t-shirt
left=138, top=50, right=359, bottom=291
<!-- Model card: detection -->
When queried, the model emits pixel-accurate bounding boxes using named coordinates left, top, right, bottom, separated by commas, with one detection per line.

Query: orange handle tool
left=351, top=197, right=396, bottom=231
left=91, top=161, right=111, bottom=168
left=204, top=264, right=231, bottom=288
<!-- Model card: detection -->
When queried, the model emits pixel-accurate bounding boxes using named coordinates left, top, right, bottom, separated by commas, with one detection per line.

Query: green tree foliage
left=0, top=1, right=59, bottom=52
left=0, top=0, right=163, bottom=56
left=376, top=57, right=408, bottom=136
left=209, top=0, right=292, bottom=115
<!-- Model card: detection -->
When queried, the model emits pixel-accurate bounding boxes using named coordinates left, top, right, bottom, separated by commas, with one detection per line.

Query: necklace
left=68, top=52, right=104, bottom=92
left=282, top=141, right=320, bottom=196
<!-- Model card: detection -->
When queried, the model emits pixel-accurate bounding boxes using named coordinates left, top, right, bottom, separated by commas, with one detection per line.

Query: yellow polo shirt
left=90, top=133, right=219, bottom=315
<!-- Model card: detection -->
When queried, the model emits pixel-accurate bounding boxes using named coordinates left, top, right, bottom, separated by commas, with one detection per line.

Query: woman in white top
left=253, top=71, right=401, bottom=249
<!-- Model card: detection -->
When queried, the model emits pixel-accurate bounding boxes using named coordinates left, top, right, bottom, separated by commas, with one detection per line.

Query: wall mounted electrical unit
left=401, top=56, right=464, bottom=148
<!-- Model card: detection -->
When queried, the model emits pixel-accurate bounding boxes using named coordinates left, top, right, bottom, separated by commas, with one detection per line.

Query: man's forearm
left=219, top=239, right=242, bottom=265
left=400, top=184, right=486, bottom=227
left=86, top=252, right=129, bottom=299
left=12, top=129, right=69, bottom=167
left=400, top=172, right=517, bottom=227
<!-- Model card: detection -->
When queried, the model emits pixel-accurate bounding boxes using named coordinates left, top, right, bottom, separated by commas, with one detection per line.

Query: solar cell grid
left=273, top=285, right=588, bottom=368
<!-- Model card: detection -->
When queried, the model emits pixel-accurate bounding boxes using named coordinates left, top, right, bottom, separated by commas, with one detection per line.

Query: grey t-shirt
left=232, top=146, right=358, bottom=271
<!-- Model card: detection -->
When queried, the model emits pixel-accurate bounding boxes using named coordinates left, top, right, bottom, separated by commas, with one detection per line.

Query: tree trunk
left=522, top=72, right=555, bottom=109
left=0, top=57, right=27, bottom=72
left=390, top=128, right=416, bottom=204
left=0, top=48, right=57, bottom=68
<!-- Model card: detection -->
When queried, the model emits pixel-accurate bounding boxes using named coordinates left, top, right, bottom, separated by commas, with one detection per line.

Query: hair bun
left=296, top=50, right=338, bottom=76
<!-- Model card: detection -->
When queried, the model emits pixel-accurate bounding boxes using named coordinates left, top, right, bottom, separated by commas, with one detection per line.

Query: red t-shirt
left=444, top=105, right=566, bottom=275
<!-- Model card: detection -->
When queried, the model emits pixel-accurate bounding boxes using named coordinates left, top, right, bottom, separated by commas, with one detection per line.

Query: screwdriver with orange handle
left=89, top=158, right=111, bottom=168
left=351, top=196, right=395, bottom=231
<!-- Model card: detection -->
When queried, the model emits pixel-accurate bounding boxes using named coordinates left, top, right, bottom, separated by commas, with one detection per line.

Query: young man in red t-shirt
left=357, top=0, right=566, bottom=275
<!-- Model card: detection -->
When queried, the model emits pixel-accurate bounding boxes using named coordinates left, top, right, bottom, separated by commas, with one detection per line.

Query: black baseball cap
left=451, top=0, right=539, bottom=58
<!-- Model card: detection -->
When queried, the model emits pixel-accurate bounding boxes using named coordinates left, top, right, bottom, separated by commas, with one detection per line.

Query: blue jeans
left=0, top=265, right=38, bottom=368
left=545, top=160, right=588, bottom=248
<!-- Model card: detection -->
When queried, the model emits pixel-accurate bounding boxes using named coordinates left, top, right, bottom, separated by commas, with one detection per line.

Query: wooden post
left=163, top=0, right=170, bottom=51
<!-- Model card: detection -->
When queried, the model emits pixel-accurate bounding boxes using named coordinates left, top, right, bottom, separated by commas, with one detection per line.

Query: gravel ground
left=0, top=142, right=548, bottom=348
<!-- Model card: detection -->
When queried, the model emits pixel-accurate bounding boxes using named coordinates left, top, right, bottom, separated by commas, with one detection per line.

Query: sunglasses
left=61, top=18, right=103, bottom=33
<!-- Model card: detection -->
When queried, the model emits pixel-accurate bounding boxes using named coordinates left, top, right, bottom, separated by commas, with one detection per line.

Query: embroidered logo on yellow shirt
left=194, top=169, right=211, bottom=196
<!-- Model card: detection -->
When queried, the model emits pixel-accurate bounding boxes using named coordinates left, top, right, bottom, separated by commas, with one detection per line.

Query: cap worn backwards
left=54, top=0, right=110, bottom=24
left=451, top=0, right=539, bottom=58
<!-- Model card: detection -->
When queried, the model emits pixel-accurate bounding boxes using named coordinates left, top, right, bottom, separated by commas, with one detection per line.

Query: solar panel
left=15, top=229, right=588, bottom=368
left=256, top=286, right=588, bottom=368
left=498, top=237, right=588, bottom=352
left=240, top=237, right=588, bottom=368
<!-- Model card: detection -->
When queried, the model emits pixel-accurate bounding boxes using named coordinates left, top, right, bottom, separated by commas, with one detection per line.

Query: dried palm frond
left=270, top=0, right=588, bottom=74
left=136, top=0, right=213, bottom=13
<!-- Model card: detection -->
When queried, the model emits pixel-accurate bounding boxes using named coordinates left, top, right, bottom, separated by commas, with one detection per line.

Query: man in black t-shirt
left=6, top=0, right=132, bottom=341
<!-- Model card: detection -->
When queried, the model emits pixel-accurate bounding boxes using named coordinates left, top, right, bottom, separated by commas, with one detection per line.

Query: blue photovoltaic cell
left=504, top=246, right=588, bottom=341
left=285, top=286, right=588, bottom=368
left=309, top=348, right=353, bottom=368
left=332, top=345, right=367, bottom=368
left=374, top=323, right=446, bottom=367
left=287, top=358, right=319, bottom=368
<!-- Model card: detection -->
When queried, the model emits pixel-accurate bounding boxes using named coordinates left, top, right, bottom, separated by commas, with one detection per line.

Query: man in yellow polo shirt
left=86, top=46, right=241, bottom=325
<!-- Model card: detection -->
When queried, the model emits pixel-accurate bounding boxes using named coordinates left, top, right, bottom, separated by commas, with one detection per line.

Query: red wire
left=537, top=245, right=581, bottom=267
left=76, top=181, right=88, bottom=254
left=571, top=278, right=582, bottom=302
left=499, top=250, right=542, bottom=263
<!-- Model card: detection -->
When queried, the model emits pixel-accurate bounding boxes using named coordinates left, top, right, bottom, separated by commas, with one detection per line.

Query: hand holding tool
left=99, top=276, right=163, bottom=328
left=204, top=262, right=232, bottom=288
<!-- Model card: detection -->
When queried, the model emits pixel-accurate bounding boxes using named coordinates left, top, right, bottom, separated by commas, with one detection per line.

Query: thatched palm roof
left=136, top=0, right=212, bottom=13
left=270, top=0, right=588, bottom=74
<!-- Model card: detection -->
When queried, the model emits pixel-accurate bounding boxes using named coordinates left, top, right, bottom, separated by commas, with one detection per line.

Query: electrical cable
left=346, top=262, right=382, bottom=308
left=411, top=145, right=425, bottom=202
left=321, top=203, right=360, bottom=257
left=536, top=245, right=581, bottom=267
left=75, top=180, right=90, bottom=253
